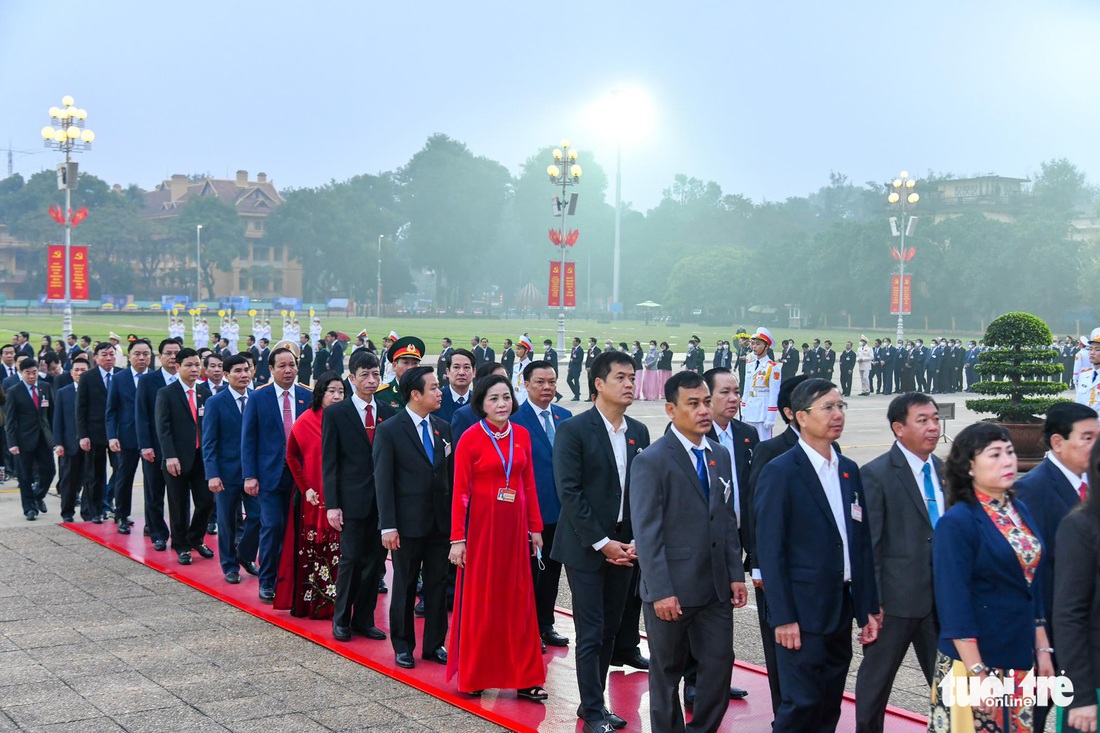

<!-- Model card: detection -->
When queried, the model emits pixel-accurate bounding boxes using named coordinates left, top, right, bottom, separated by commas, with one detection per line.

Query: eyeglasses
left=804, top=401, right=848, bottom=414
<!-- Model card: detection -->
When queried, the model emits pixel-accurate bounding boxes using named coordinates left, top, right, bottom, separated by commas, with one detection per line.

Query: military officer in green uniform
left=375, top=336, right=425, bottom=411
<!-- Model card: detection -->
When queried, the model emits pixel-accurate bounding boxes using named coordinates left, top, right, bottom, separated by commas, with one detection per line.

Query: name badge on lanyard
left=480, top=420, right=516, bottom=503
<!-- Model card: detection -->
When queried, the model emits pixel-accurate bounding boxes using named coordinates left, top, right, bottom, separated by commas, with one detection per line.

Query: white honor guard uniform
left=741, top=327, right=781, bottom=441
left=1075, top=328, right=1100, bottom=409
left=512, top=335, right=533, bottom=406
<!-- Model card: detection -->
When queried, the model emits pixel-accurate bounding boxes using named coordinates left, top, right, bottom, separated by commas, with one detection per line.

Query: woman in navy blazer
left=931, top=423, right=1055, bottom=732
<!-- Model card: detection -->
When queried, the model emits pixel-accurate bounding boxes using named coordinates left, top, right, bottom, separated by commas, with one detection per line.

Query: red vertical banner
left=46, top=244, right=65, bottom=300
left=564, top=261, right=576, bottom=307
left=70, top=245, right=89, bottom=300
left=548, top=261, right=562, bottom=307
left=889, top=274, right=912, bottom=315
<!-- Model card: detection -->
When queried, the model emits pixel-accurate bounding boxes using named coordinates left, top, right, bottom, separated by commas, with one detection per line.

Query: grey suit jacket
left=630, top=432, right=743, bottom=607
left=861, top=443, right=943, bottom=618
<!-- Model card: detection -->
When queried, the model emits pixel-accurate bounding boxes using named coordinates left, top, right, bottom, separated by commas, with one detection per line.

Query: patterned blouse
left=976, top=489, right=1042, bottom=587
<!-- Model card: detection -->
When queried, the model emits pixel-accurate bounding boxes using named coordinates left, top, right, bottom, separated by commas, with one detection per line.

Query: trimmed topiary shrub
left=965, top=311, right=1068, bottom=423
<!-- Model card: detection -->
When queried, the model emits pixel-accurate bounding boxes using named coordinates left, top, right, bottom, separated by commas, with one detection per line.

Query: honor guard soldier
left=741, top=327, right=781, bottom=440
left=1076, top=328, right=1100, bottom=410
left=376, top=336, right=425, bottom=411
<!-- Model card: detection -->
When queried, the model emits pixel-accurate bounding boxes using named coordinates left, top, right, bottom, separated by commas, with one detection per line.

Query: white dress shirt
left=713, top=420, right=741, bottom=527
left=592, top=406, right=628, bottom=552
left=799, top=438, right=851, bottom=582
left=896, top=442, right=944, bottom=522
left=448, top=386, right=470, bottom=407
left=1048, top=452, right=1088, bottom=492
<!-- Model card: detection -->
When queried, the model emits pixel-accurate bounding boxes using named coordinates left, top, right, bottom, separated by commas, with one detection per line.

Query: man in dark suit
left=754, top=378, right=879, bottom=732
left=155, top=348, right=214, bottom=565
left=375, top=366, right=453, bottom=669
left=325, top=331, right=345, bottom=375
left=53, top=357, right=89, bottom=522
left=500, top=338, right=515, bottom=378
left=780, top=339, right=799, bottom=381
left=297, top=333, right=313, bottom=386
left=567, top=337, right=584, bottom=401
left=512, top=360, right=573, bottom=648
left=253, top=338, right=271, bottom=386
left=542, top=339, right=563, bottom=403
left=819, top=340, right=836, bottom=383
left=436, top=338, right=453, bottom=386
left=106, top=338, right=152, bottom=534
left=471, top=335, right=485, bottom=367
left=6, top=358, right=55, bottom=521
left=14, top=331, right=34, bottom=361
left=879, top=337, right=896, bottom=396
left=839, top=342, right=856, bottom=397
left=201, top=354, right=260, bottom=584
left=76, top=342, right=119, bottom=523
left=855, top=392, right=944, bottom=733
left=1014, top=401, right=1098, bottom=733
left=631, top=370, right=748, bottom=733
left=477, top=337, right=495, bottom=367
left=584, top=338, right=601, bottom=402
left=800, top=343, right=815, bottom=377
left=242, top=346, right=312, bottom=601
left=137, top=338, right=181, bottom=550
left=323, top=350, right=395, bottom=642
left=552, top=351, right=651, bottom=733
left=436, top=348, right=474, bottom=424
left=910, top=339, right=928, bottom=392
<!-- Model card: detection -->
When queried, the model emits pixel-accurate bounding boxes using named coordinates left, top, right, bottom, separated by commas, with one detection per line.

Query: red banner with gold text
left=46, top=245, right=65, bottom=300
left=70, top=245, right=89, bottom=300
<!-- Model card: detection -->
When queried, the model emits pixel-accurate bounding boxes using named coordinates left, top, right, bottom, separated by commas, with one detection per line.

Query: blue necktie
left=541, top=409, right=555, bottom=446
left=691, top=447, right=710, bottom=499
left=420, top=419, right=435, bottom=462
left=922, top=463, right=940, bottom=528
left=104, top=371, right=111, bottom=390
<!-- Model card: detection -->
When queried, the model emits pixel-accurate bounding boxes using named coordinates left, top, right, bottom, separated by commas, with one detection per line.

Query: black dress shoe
left=177, top=551, right=192, bottom=565
left=684, top=683, right=696, bottom=710
left=225, top=572, right=240, bottom=584
left=242, top=560, right=259, bottom=576
left=541, top=640, right=546, bottom=653
left=414, top=599, right=425, bottom=617
left=91, top=515, right=103, bottom=524
left=117, top=523, right=131, bottom=535
left=424, top=646, right=447, bottom=665
left=143, top=525, right=151, bottom=537
left=61, top=515, right=74, bottom=523
left=332, top=624, right=352, bottom=642
left=611, top=650, right=649, bottom=670
left=517, top=686, right=548, bottom=701
left=37, top=499, right=48, bottom=513
left=352, top=626, right=386, bottom=640
left=541, top=629, right=569, bottom=647
left=604, top=709, right=627, bottom=729
left=729, top=686, right=749, bottom=699
left=377, top=579, right=388, bottom=593
left=258, top=587, right=275, bottom=603
left=206, top=522, right=218, bottom=535
left=195, top=544, right=215, bottom=559
left=24, top=511, right=36, bottom=521
left=395, top=652, right=415, bottom=669
left=153, top=539, right=167, bottom=551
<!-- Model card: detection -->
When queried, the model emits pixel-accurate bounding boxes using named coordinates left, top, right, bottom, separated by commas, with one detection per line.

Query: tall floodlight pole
left=547, top=141, right=582, bottom=359
left=888, top=171, right=919, bottom=343
left=196, top=224, right=203, bottom=302
left=40, top=96, right=94, bottom=340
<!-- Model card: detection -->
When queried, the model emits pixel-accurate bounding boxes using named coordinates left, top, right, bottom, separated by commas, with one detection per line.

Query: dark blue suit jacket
left=450, top=403, right=478, bottom=442
left=933, top=498, right=1047, bottom=670
left=136, top=369, right=174, bottom=453
left=52, top=383, right=79, bottom=453
left=202, top=387, right=252, bottom=487
left=512, top=400, right=572, bottom=524
left=1013, top=458, right=1078, bottom=638
left=241, top=383, right=311, bottom=491
left=754, top=444, right=878, bottom=634
left=105, top=367, right=142, bottom=450
left=437, top=388, right=471, bottom=424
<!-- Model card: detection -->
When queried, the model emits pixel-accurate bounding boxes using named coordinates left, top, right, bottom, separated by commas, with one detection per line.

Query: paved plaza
left=0, top=389, right=1023, bottom=731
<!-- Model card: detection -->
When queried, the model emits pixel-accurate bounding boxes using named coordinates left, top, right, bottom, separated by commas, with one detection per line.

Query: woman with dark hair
left=630, top=341, right=644, bottom=399
left=642, top=340, right=660, bottom=401
left=929, top=423, right=1054, bottom=732
left=446, top=374, right=546, bottom=701
left=274, top=370, right=345, bottom=618
left=38, top=336, right=53, bottom=361
left=657, top=341, right=674, bottom=397
left=1053, top=438, right=1100, bottom=733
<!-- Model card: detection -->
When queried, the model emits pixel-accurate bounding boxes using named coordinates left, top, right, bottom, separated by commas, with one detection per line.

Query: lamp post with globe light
left=887, top=171, right=919, bottom=343
left=40, top=95, right=94, bottom=340
left=547, top=141, right=581, bottom=358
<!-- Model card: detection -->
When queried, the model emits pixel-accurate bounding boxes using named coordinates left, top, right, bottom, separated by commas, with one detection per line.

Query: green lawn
left=0, top=311, right=982, bottom=356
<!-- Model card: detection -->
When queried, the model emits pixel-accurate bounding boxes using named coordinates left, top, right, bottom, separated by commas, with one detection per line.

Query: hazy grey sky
left=3, top=1, right=1099, bottom=210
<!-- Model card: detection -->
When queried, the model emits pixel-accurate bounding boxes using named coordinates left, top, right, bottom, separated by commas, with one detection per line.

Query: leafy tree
left=170, top=195, right=247, bottom=299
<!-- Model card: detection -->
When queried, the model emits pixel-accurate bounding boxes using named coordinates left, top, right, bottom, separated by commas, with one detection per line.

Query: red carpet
left=65, top=520, right=928, bottom=732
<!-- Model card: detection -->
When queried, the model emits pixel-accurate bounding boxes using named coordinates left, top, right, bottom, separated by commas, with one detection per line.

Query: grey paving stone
left=112, top=706, right=232, bottom=733
left=387, top=694, right=475, bottom=723
left=77, top=620, right=154, bottom=642
left=196, top=694, right=295, bottom=724
left=4, top=693, right=103, bottom=728
left=224, top=712, right=332, bottom=733
left=427, top=712, right=510, bottom=733
left=25, top=715, right=128, bottom=732
left=3, top=628, right=88, bottom=650
left=306, top=702, right=408, bottom=731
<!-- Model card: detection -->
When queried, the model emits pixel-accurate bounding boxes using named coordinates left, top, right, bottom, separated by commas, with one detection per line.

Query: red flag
left=48, top=205, right=65, bottom=224
left=565, top=229, right=579, bottom=247
left=548, top=229, right=562, bottom=246
left=70, top=207, right=89, bottom=227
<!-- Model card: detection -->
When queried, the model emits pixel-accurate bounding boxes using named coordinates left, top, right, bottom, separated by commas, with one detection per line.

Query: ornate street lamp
left=547, top=140, right=581, bottom=358
left=887, top=171, right=919, bottom=343
left=41, top=95, right=94, bottom=340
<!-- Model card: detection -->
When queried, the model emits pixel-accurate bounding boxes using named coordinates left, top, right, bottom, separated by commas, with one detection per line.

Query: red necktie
left=364, top=404, right=374, bottom=444
left=187, top=388, right=199, bottom=448
left=282, top=390, right=293, bottom=440
left=1080, top=481, right=1088, bottom=502
left=30, top=384, right=39, bottom=409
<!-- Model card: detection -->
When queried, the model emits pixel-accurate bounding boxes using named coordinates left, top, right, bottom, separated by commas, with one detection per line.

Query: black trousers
left=773, top=593, right=853, bottom=733
left=645, top=599, right=733, bottom=733
left=880, top=365, right=894, bottom=395
left=214, top=483, right=260, bottom=575
left=165, top=456, right=213, bottom=553
left=58, top=450, right=85, bottom=520
left=532, top=522, right=564, bottom=631
left=333, top=513, right=386, bottom=631
left=755, top=584, right=782, bottom=714
left=81, top=443, right=109, bottom=520
left=141, top=456, right=169, bottom=542
left=613, top=568, right=642, bottom=658
left=869, top=365, right=881, bottom=392
left=15, top=437, right=54, bottom=515
left=565, top=562, right=634, bottom=723
left=111, top=448, right=141, bottom=523
left=839, top=368, right=853, bottom=396
left=567, top=371, right=581, bottom=399
left=854, top=611, right=937, bottom=733
left=915, top=367, right=928, bottom=392
left=389, top=531, right=449, bottom=657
